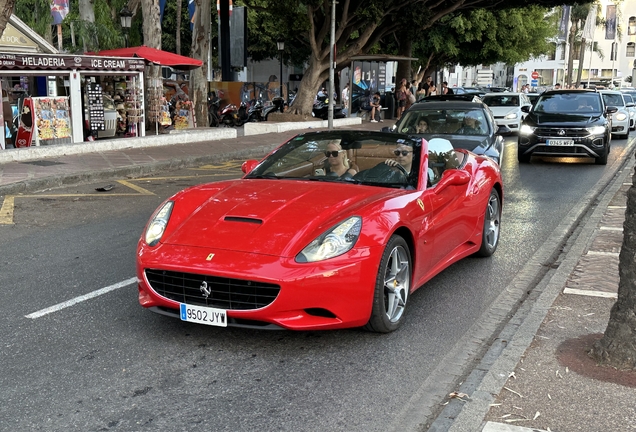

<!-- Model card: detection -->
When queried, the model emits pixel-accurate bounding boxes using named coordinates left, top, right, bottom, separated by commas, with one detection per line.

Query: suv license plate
left=547, top=139, right=575, bottom=146
left=180, top=303, right=228, bottom=327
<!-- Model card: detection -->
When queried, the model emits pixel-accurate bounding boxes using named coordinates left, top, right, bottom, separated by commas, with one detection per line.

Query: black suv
left=517, top=90, right=617, bottom=165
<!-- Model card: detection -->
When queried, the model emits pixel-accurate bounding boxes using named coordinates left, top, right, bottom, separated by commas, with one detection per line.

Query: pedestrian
left=395, top=81, right=408, bottom=120
left=341, top=83, right=350, bottom=113
left=554, top=83, right=561, bottom=90
left=429, top=82, right=438, bottom=96
left=442, top=81, right=453, bottom=95
left=416, top=82, right=427, bottom=101
left=422, top=76, right=432, bottom=96
left=369, top=91, right=382, bottom=123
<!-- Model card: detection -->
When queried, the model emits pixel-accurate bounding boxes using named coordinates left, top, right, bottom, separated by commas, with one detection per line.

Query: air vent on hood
left=224, top=216, right=263, bottom=224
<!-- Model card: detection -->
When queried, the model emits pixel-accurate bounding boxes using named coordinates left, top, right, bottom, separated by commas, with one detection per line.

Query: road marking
left=25, top=277, right=137, bottom=319
left=563, top=288, right=617, bottom=299
left=586, top=250, right=620, bottom=256
left=599, top=226, right=623, bottom=231
left=116, top=179, right=155, bottom=195
left=0, top=195, right=15, bottom=225
left=483, top=421, right=550, bottom=432
left=607, top=205, right=626, bottom=209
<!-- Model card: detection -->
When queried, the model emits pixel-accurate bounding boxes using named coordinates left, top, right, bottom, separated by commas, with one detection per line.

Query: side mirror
left=242, top=160, right=259, bottom=174
left=606, top=106, right=618, bottom=115
left=434, top=169, right=470, bottom=194
left=496, top=125, right=512, bottom=135
left=521, top=105, right=531, bottom=113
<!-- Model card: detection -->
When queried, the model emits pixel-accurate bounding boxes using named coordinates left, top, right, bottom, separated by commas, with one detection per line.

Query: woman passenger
left=324, top=140, right=357, bottom=178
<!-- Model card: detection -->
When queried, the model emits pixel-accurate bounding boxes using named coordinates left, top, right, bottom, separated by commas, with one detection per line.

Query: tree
left=189, top=0, right=211, bottom=127
left=590, top=165, right=636, bottom=369
left=241, top=0, right=575, bottom=116
left=0, top=0, right=16, bottom=39
left=403, top=6, right=559, bottom=84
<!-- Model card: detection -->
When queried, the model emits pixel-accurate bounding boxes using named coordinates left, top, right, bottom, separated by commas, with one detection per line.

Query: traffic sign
left=531, top=71, right=540, bottom=79
left=531, top=79, right=539, bottom=86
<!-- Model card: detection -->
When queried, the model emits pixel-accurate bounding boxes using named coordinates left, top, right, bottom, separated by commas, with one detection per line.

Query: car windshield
left=482, top=95, right=519, bottom=107
left=624, top=94, right=634, bottom=104
left=397, top=108, right=489, bottom=136
left=534, top=93, right=602, bottom=114
left=244, top=133, right=421, bottom=189
left=601, top=93, right=625, bottom=107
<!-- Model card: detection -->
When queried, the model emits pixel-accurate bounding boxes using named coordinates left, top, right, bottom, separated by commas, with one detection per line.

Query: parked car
left=481, top=92, right=533, bottom=134
left=385, top=99, right=508, bottom=164
left=136, top=131, right=503, bottom=332
left=622, top=93, right=636, bottom=130
left=517, top=89, right=616, bottom=165
left=599, top=90, right=630, bottom=139
left=454, top=87, right=487, bottom=98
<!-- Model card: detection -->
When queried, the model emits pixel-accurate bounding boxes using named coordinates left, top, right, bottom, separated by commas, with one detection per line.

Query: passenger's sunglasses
left=324, top=150, right=341, bottom=157
left=393, top=150, right=412, bottom=156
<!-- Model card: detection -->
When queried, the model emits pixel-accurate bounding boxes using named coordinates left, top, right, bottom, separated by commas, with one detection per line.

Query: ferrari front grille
left=145, top=269, right=280, bottom=310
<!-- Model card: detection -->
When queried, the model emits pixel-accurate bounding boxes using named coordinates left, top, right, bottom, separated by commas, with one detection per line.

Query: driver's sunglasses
left=394, top=150, right=412, bottom=156
left=324, top=150, right=342, bottom=157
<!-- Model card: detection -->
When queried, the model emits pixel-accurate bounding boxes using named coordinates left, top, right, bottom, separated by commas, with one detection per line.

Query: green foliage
left=413, top=6, right=559, bottom=68
left=161, top=0, right=194, bottom=56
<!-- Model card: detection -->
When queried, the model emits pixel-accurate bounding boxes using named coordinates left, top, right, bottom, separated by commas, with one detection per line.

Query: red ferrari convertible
left=136, top=131, right=503, bottom=332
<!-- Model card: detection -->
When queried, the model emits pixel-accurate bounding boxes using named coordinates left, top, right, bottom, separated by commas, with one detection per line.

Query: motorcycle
left=246, top=99, right=265, bottom=122
left=207, top=92, right=221, bottom=127
left=312, top=94, right=345, bottom=120
left=261, top=96, right=286, bottom=121
left=219, top=102, right=248, bottom=127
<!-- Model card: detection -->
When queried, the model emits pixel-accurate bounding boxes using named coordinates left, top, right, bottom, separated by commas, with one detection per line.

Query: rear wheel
left=365, top=236, right=411, bottom=333
left=476, top=189, right=501, bottom=257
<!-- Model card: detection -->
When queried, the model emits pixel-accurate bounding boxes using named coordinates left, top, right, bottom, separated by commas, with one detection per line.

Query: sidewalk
left=448, top=154, right=636, bottom=432
left=0, top=118, right=389, bottom=195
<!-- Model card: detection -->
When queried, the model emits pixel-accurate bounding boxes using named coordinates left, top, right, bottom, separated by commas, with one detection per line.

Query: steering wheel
left=354, top=162, right=408, bottom=184
left=390, top=163, right=409, bottom=178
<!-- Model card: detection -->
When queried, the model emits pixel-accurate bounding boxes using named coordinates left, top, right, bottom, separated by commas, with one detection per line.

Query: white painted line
left=599, top=226, right=623, bottom=231
left=586, top=250, right=620, bottom=257
left=482, top=421, right=549, bottom=432
left=623, top=182, right=632, bottom=185
left=563, top=288, right=617, bottom=299
left=607, top=205, right=627, bottom=209
left=25, top=277, right=137, bottom=319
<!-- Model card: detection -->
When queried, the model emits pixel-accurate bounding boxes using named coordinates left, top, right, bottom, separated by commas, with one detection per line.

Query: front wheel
left=595, top=150, right=608, bottom=165
left=517, top=150, right=531, bottom=163
left=364, top=236, right=411, bottom=333
left=475, top=189, right=501, bottom=257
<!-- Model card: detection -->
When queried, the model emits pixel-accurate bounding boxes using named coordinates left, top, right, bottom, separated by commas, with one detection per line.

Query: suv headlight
left=296, top=216, right=362, bottom=262
left=615, top=113, right=627, bottom=121
left=519, top=125, right=535, bottom=135
left=505, top=112, right=518, bottom=119
left=587, top=126, right=606, bottom=135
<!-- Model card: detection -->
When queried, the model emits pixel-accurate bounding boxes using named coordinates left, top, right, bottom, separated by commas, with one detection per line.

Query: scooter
left=219, top=102, right=248, bottom=127
left=246, top=99, right=266, bottom=122
left=208, top=94, right=221, bottom=127
left=261, top=96, right=286, bottom=121
left=312, top=95, right=345, bottom=120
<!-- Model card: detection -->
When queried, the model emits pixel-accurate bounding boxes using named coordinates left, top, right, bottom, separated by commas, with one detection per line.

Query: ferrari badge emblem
left=206, top=253, right=215, bottom=261
left=200, top=281, right=211, bottom=299
left=417, top=199, right=425, bottom=211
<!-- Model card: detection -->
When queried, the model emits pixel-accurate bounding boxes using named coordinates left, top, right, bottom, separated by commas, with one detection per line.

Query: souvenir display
left=32, top=97, right=72, bottom=142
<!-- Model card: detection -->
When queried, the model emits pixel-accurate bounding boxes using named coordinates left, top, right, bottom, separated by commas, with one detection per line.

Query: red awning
left=96, top=46, right=202, bottom=70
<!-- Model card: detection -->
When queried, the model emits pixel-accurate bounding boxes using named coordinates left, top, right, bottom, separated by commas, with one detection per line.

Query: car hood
left=524, top=112, right=602, bottom=127
left=162, top=180, right=394, bottom=257
left=488, top=106, right=519, bottom=116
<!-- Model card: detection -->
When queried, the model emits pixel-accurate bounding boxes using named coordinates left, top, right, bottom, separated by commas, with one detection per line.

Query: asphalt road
left=1, top=135, right=634, bottom=432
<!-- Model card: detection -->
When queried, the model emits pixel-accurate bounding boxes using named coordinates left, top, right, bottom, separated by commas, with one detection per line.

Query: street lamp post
left=277, top=39, right=285, bottom=103
left=119, top=4, right=133, bottom=48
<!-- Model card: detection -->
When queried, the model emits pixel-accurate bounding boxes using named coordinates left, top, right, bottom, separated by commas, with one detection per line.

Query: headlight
left=505, top=112, right=518, bottom=119
left=587, top=126, right=606, bottom=135
left=615, top=113, right=627, bottom=121
left=144, top=201, right=174, bottom=246
left=519, top=125, right=536, bottom=135
left=296, top=216, right=362, bottom=263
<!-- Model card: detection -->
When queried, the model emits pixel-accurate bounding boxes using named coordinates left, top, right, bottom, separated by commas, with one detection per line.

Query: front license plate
left=546, top=139, right=575, bottom=146
left=180, top=303, right=227, bottom=327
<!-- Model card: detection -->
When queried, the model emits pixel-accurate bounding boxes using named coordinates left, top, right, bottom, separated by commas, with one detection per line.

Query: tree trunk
left=288, top=60, right=328, bottom=117
left=566, top=22, right=577, bottom=86
left=576, top=38, right=586, bottom=87
left=190, top=0, right=211, bottom=127
left=396, top=30, right=413, bottom=86
left=590, top=155, right=636, bottom=370
left=78, top=0, right=95, bottom=22
left=141, top=0, right=162, bottom=129
left=0, top=0, right=15, bottom=38
left=176, top=0, right=182, bottom=55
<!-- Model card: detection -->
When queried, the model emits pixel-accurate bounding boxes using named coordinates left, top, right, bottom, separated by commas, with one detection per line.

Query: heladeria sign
left=0, top=52, right=146, bottom=71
